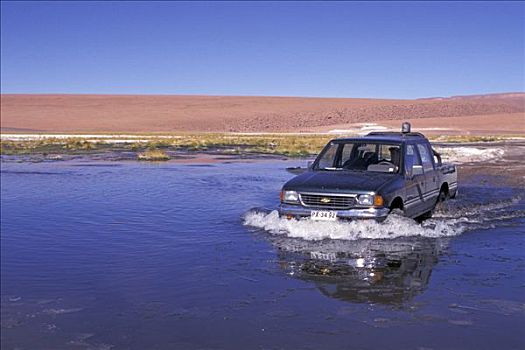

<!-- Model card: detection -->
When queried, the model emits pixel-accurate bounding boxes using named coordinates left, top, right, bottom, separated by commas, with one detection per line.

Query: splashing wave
left=243, top=196, right=524, bottom=241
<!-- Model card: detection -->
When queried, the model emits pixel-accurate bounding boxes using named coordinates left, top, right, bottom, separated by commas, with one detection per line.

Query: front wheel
left=417, top=209, right=433, bottom=222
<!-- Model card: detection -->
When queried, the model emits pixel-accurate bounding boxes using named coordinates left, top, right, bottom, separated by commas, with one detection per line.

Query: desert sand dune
left=1, top=93, right=523, bottom=134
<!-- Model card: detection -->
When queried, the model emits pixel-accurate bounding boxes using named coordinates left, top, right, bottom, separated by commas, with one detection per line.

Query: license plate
left=310, top=210, right=337, bottom=221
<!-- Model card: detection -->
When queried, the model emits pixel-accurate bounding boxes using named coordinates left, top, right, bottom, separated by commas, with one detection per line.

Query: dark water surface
left=1, top=160, right=524, bottom=350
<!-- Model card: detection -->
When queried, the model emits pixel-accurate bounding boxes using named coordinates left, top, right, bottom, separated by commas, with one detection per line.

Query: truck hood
left=283, top=170, right=397, bottom=193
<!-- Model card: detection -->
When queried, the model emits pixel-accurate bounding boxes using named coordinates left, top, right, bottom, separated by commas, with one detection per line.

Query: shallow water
left=1, top=159, right=524, bottom=350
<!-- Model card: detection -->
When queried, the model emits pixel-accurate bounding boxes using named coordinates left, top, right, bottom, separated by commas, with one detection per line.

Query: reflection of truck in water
left=280, top=123, right=457, bottom=221
left=273, top=237, right=441, bottom=305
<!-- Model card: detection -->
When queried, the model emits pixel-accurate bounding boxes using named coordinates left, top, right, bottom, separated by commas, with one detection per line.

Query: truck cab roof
left=330, top=131, right=429, bottom=144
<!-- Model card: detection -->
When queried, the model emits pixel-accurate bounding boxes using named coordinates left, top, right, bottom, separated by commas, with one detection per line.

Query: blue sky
left=1, top=1, right=523, bottom=98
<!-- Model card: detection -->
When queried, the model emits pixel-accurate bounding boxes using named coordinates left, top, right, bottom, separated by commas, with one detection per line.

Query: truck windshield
left=315, top=142, right=401, bottom=173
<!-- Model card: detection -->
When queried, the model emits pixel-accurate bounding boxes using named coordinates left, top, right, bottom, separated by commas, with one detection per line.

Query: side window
left=417, top=144, right=434, bottom=172
left=405, top=145, right=421, bottom=175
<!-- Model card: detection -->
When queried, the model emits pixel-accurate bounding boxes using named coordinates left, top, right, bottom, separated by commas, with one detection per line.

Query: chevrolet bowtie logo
left=320, top=197, right=331, bottom=203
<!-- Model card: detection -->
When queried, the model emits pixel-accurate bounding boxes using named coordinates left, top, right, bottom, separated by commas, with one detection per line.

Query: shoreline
left=1, top=132, right=524, bottom=158
left=2, top=136, right=524, bottom=188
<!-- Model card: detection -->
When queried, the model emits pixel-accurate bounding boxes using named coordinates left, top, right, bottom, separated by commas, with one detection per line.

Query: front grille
left=300, top=193, right=356, bottom=210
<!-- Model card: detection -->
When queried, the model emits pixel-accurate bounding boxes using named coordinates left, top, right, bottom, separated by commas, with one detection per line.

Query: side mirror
left=412, top=165, right=424, bottom=176
left=433, top=149, right=442, bottom=167
left=286, top=167, right=307, bottom=175
left=285, top=161, right=314, bottom=175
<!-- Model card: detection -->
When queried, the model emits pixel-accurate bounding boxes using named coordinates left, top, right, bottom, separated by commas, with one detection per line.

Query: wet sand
left=448, top=142, right=525, bottom=188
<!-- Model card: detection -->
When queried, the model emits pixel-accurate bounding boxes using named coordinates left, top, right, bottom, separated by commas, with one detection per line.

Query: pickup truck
left=279, top=123, right=457, bottom=221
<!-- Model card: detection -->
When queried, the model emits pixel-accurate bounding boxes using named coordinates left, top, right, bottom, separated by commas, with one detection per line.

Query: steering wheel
left=378, top=161, right=393, bottom=165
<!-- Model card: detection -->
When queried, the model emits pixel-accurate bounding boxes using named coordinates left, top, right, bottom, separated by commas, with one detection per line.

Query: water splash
left=243, top=195, right=524, bottom=241
left=243, top=210, right=462, bottom=241
left=435, top=146, right=505, bottom=163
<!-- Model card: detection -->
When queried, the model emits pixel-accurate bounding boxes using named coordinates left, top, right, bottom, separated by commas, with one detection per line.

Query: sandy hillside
left=0, top=93, right=523, bottom=134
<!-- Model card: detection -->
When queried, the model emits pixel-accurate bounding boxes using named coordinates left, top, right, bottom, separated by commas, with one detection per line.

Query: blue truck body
left=279, top=125, right=458, bottom=221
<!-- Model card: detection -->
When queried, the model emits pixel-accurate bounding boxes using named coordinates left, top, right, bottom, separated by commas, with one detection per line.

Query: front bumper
left=279, top=203, right=390, bottom=221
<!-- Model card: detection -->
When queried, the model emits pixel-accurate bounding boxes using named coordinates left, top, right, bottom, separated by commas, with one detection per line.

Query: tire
left=429, top=189, right=449, bottom=219
left=417, top=209, right=433, bottom=222
left=437, top=190, right=448, bottom=203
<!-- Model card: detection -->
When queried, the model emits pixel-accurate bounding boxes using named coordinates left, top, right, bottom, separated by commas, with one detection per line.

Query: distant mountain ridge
left=418, top=92, right=525, bottom=101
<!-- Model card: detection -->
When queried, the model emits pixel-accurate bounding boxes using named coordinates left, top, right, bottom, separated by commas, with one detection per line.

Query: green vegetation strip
left=1, top=133, right=520, bottom=159
left=0, top=134, right=335, bottom=157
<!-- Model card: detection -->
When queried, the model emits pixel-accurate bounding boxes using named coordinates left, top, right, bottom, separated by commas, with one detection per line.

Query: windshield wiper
left=317, top=167, right=343, bottom=171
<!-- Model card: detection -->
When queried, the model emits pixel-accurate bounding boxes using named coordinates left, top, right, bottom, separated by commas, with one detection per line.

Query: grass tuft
left=137, top=148, right=170, bottom=161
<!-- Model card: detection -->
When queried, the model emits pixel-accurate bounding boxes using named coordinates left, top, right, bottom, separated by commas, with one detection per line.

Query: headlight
left=357, top=194, right=384, bottom=206
left=281, top=190, right=299, bottom=203
left=357, top=194, right=374, bottom=206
